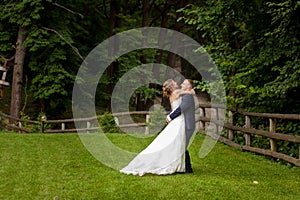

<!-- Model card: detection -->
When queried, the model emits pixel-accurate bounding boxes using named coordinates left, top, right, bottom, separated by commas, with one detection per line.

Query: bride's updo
left=163, top=79, right=174, bottom=97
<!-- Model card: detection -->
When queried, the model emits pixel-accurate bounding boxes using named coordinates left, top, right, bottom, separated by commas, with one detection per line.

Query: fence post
left=18, top=122, right=22, bottom=133
left=40, top=121, right=44, bottom=133
left=215, top=108, right=219, bottom=135
left=61, top=123, right=65, bottom=132
left=145, top=114, right=150, bottom=135
left=86, top=121, right=91, bottom=133
left=269, top=118, right=277, bottom=152
left=40, top=115, right=47, bottom=133
left=228, top=111, right=234, bottom=140
left=245, top=115, right=251, bottom=146
left=114, top=117, right=119, bottom=126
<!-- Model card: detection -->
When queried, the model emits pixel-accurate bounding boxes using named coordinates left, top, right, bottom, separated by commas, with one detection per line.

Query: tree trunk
left=10, top=26, right=26, bottom=120
left=166, top=0, right=187, bottom=79
left=107, top=0, right=120, bottom=111
left=228, top=69, right=236, bottom=97
left=150, top=3, right=170, bottom=110
left=135, top=0, right=150, bottom=111
left=142, top=0, right=149, bottom=28
left=140, top=0, right=149, bottom=64
left=153, top=2, right=169, bottom=78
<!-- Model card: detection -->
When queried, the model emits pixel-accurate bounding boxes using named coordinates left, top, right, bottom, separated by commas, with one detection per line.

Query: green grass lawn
left=1, top=131, right=300, bottom=200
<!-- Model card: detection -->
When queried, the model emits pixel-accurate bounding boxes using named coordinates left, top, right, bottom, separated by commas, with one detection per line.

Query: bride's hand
left=190, top=89, right=195, bottom=94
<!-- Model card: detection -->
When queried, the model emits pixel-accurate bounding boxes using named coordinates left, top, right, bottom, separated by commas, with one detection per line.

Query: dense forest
left=0, top=0, right=299, bottom=120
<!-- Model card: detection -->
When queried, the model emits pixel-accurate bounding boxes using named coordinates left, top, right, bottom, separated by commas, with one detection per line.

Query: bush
left=0, top=115, right=5, bottom=130
left=98, top=112, right=120, bottom=133
left=147, top=106, right=167, bottom=134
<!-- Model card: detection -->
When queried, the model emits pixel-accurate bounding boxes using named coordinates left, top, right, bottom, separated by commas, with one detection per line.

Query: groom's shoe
left=186, top=168, right=193, bottom=174
left=185, top=151, right=193, bottom=173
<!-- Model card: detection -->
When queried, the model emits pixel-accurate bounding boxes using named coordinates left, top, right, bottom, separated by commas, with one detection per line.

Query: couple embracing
left=120, top=79, right=196, bottom=176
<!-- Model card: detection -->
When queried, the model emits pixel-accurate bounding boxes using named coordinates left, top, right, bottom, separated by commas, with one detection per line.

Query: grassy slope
left=0, top=132, right=300, bottom=200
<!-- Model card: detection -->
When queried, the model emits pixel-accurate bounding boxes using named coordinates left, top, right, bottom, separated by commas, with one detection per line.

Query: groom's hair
left=186, top=79, right=194, bottom=89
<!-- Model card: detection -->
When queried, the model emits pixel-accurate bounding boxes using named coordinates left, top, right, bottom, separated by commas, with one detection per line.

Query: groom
left=166, top=79, right=196, bottom=173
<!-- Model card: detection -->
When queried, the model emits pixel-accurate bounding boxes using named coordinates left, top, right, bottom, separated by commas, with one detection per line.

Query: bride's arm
left=173, top=89, right=195, bottom=98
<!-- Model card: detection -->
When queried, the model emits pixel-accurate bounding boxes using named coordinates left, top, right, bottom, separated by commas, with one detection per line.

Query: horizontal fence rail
left=195, top=104, right=300, bottom=167
left=0, top=111, right=39, bottom=133
left=1, top=105, right=300, bottom=167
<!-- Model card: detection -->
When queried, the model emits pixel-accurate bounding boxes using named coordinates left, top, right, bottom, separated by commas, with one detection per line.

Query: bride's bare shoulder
left=172, top=89, right=182, bottom=98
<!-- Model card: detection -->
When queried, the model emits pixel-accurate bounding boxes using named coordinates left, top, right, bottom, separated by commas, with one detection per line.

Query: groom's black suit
left=168, top=94, right=195, bottom=173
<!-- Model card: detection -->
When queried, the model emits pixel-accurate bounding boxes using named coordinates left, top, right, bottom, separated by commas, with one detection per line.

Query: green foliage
left=0, top=0, right=110, bottom=118
left=98, top=112, right=120, bottom=133
left=193, top=80, right=210, bottom=93
left=103, top=49, right=162, bottom=112
left=1, top=0, right=299, bottom=124
left=0, top=28, right=15, bottom=53
left=19, top=111, right=52, bottom=132
left=19, top=111, right=39, bottom=132
left=147, top=105, right=166, bottom=134
left=135, top=86, right=161, bottom=102
left=0, top=0, right=45, bottom=27
left=179, top=0, right=300, bottom=113
left=251, top=135, right=271, bottom=150
left=0, top=114, right=5, bottom=130
left=276, top=120, right=300, bottom=158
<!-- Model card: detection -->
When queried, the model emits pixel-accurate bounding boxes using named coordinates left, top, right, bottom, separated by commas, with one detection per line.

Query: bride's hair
left=162, top=79, right=174, bottom=97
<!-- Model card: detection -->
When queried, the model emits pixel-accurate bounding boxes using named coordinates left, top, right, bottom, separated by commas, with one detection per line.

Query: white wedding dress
left=120, top=98, right=186, bottom=176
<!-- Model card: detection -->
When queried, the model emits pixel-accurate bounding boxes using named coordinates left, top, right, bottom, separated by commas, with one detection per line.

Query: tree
left=10, top=26, right=26, bottom=119
left=0, top=0, right=110, bottom=119
left=179, top=0, right=300, bottom=113
left=1, top=0, right=45, bottom=119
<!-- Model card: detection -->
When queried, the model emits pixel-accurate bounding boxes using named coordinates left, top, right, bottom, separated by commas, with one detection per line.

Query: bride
left=120, top=79, right=194, bottom=176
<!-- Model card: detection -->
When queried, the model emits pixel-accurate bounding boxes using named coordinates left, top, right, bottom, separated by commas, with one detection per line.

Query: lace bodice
left=171, top=98, right=181, bottom=110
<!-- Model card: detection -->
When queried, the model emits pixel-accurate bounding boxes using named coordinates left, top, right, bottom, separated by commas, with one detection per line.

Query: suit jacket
left=168, top=94, right=195, bottom=147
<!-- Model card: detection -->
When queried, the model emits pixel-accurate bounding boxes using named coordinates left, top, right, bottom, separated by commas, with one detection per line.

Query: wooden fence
left=0, top=111, right=40, bottom=133
left=43, top=111, right=152, bottom=133
left=197, top=104, right=300, bottom=167
left=0, top=111, right=152, bottom=134
left=1, top=105, right=300, bottom=167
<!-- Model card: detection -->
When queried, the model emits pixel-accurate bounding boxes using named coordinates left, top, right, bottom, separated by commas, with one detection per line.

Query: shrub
left=98, top=112, right=120, bottom=133
left=147, top=106, right=167, bottom=134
